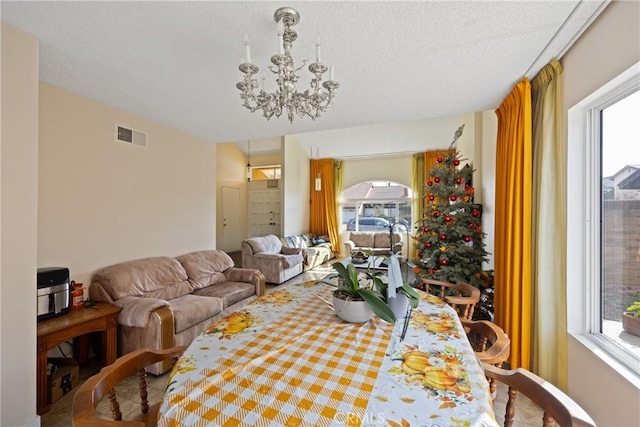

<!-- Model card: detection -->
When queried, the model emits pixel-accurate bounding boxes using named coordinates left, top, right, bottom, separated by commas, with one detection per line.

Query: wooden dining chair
left=421, top=278, right=481, bottom=320
left=461, top=318, right=510, bottom=396
left=483, top=364, right=596, bottom=427
left=72, top=346, right=186, bottom=427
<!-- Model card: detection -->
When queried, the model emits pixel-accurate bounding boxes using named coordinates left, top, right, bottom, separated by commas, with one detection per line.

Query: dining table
left=158, top=279, right=499, bottom=427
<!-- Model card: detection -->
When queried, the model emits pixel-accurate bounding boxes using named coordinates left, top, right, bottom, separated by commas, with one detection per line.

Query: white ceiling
left=2, top=1, right=607, bottom=156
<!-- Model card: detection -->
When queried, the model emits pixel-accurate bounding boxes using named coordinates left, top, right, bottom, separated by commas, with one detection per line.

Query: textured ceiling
left=2, top=1, right=607, bottom=156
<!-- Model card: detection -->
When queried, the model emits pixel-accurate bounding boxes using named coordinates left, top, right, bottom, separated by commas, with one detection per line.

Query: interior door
left=221, top=186, right=241, bottom=251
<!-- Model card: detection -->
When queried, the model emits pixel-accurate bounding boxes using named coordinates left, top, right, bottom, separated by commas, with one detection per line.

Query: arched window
left=341, top=181, right=412, bottom=232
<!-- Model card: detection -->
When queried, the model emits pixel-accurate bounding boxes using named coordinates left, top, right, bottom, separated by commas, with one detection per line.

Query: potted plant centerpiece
left=331, top=259, right=420, bottom=323
left=622, top=301, right=640, bottom=337
left=371, top=273, right=420, bottom=319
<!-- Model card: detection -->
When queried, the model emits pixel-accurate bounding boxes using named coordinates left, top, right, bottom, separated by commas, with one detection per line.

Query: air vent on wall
left=116, top=125, right=147, bottom=147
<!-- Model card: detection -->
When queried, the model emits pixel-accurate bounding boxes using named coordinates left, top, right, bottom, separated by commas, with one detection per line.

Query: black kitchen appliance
left=37, top=267, right=70, bottom=321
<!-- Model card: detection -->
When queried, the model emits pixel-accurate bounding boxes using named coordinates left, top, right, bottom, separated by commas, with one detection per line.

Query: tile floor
left=41, top=260, right=545, bottom=426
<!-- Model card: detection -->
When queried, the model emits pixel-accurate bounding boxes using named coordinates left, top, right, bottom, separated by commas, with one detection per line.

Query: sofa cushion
left=176, top=250, right=233, bottom=289
left=92, top=256, right=191, bottom=301
left=245, top=235, right=282, bottom=254
left=349, top=232, right=375, bottom=248
left=281, top=233, right=317, bottom=249
left=193, top=282, right=256, bottom=307
left=305, top=246, right=332, bottom=267
left=374, top=232, right=401, bottom=249
left=169, top=294, right=224, bottom=333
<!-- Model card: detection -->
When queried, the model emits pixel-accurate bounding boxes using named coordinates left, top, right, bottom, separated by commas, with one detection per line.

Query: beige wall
left=342, top=155, right=413, bottom=190
left=563, top=0, right=640, bottom=109
left=38, top=84, right=217, bottom=286
left=1, top=23, right=40, bottom=426
left=562, top=0, right=640, bottom=425
left=216, top=142, right=248, bottom=250
left=480, top=111, right=498, bottom=270
left=282, top=135, right=311, bottom=236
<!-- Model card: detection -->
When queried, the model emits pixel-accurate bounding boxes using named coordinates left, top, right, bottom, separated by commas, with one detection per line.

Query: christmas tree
left=413, top=125, right=489, bottom=288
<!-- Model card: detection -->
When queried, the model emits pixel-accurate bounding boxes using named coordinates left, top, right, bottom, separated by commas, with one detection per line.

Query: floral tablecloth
left=158, top=280, right=498, bottom=427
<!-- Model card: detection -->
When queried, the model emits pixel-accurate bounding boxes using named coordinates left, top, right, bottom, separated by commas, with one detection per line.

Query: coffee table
left=344, top=255, right=387, bottom=270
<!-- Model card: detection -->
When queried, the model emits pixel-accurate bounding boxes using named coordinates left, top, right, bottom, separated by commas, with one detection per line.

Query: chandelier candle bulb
left=244, top=41, right=251, bottom=64
left=330, top=65, right=335, bottom=81
left=316, top=43, right=321, bottom=63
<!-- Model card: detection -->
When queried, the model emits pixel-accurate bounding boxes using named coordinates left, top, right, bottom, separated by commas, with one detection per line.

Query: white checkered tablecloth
left=158, top=281, right=498, bottom=427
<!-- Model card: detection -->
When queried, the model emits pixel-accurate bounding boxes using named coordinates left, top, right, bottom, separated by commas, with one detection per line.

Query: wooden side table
left=36, top=302, right=121, bottom=415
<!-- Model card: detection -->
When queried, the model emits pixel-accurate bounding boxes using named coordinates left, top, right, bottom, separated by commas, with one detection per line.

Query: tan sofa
left=343, top=231, right=403, bottom=257
left=89, top=250, right=264, bottom=374
left=242, top=234, right=335, bottom=284
left=280, top=233, right=335, bottom=271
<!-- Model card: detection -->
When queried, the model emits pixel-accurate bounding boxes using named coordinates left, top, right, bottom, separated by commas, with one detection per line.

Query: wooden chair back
left=483, top=364, right=596, bottom=427
left=72, top=346, right=186, bottom=427
left=461, top=318, right=510, bottom=396
left=421, top=278, right=480, bottom=320
left=461, top=319, right=510, bottom=365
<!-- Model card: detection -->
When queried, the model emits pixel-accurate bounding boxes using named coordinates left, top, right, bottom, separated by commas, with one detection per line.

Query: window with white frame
left=341, top=181, right=412, bottom=233
left=567, top=62, right=640, bottom=374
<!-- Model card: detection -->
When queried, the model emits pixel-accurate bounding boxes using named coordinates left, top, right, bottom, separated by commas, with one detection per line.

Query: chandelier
left=236, top=7, right=339, bottom=123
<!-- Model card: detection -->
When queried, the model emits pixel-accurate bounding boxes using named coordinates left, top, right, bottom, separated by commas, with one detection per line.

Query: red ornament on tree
left=434, top=177, right=441, bottom=183
left=440, top=259, right=448, bottom=265
left=450, top=195, right=457, bottom=202
left=427, top=181, right=433, bottom=187
left=444, top=215, right=451, bottom=223
left=439, top=234, right=447, bottom=241
left=463, top=236, right=471, bottom=242
left=453, top=159, right=460, bottom=166
left=436, top=156, right=443, bottom=163
left=472, top=209, right=480, bottom=217
left=432, top=211, right=439, bottom=218
left=418, top=251, right=424, bottom=258
left=469, top=222, right=477, bottom=229
left=423, top=226, right=429, bottom=233
left=428, top=194, right=435, bottom=201
left=426, top=242, right=432, bottom=248
left=455, top=177, right=463, bottom=184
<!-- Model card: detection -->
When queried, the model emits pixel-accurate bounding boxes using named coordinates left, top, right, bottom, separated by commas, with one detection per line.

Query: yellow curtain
left=334, top=160, right=343, bottom=251
left=531, top=60, right=567, bottom=389
left=310, top=159, right=340, bottom=251
left=411, top=154, right=425, bottom=261
left=494, top=78, right=533, bottom=370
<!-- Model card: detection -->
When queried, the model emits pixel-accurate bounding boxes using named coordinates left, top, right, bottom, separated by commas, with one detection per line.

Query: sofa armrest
left=224, top=267, right=266, bottom=297
left=344, top=240, right=356, bottom=255
left=113, top=296, right=170, bottom=328
left=253, top=252, right=303, bottom=269
left=89, top=281, right=115, bottom=304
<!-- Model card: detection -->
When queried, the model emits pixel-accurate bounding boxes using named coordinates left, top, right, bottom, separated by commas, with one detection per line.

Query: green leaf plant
left=626, top=301, right=640, bottom=318
left=332, top=256, right=420, bottom=323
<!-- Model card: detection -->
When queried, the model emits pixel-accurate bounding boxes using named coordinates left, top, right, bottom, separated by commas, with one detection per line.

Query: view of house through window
left=341, top=181, right=412, bottom=232
left=600, top=89, right=640, bottom=358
